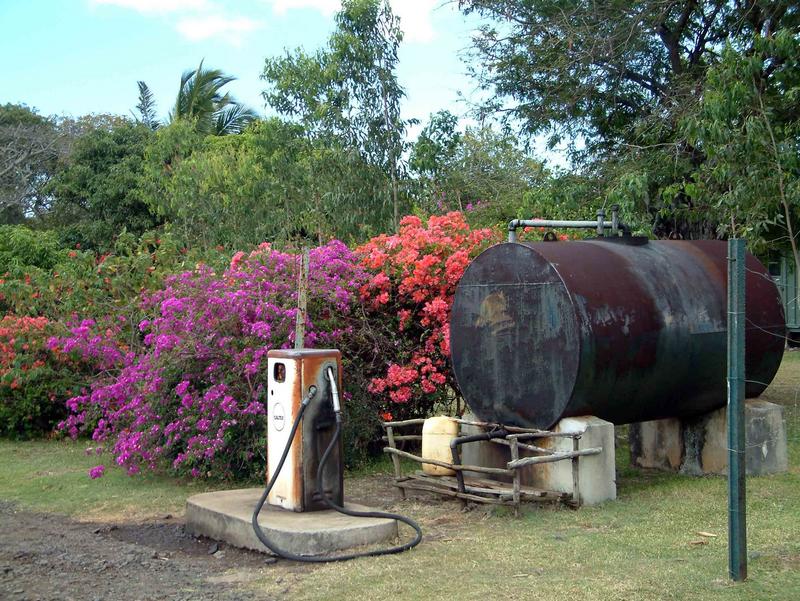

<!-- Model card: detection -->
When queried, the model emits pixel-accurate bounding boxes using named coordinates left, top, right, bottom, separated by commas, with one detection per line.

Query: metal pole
left=596, top=209, right=606, bottom=236
left=294, top=248, right=309, bottom=350
left=727, top=238, right=747, bottom=581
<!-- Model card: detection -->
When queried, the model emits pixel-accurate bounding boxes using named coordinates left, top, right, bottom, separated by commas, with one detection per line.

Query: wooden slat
left=507, top=447, right=602, bottom=469
left=383, top=447, right=514, bottom=476
left=395, top=481, right=510, bottom=505
left=510, top=438, right=521, bottom=513
left=490, top=437, right=553, bottom=455
left=403, top=473, right=512, bottom=498
left=571, top=436, right=581, bottom=507
left=399, top=473, right=570, bottom=502
left=453, top=418, right=580, bottom=438
left=386, top=426, right=406, bottom=501
left=381, top=418, right=425, bottom=427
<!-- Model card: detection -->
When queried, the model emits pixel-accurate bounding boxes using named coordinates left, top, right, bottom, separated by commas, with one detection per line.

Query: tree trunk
left=380, top=86, right=399, bottom=232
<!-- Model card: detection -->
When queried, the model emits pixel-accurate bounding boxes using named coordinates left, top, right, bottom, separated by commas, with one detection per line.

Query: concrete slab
left=629, top=400, right=788, bottom=476
left=629, top=417, right=683, bottom=471
left=186, top=488, right=398, bottom=556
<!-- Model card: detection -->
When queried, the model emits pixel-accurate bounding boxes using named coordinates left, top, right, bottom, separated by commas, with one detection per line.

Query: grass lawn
left=2, top=354, right=799, bottom=600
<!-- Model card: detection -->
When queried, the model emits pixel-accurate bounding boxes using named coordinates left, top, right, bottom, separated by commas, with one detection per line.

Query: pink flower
left=229, top=251, right=246, bottom=270
left=89, top=465, right=105, bottom=479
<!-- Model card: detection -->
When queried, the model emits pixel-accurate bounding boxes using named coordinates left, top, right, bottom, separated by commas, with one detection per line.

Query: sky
left=0, top=0, right=483, bottom=140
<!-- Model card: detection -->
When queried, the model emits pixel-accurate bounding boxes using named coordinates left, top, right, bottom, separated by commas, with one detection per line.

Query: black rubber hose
left=251, top=395, right=422, bottom=562
left=251, top=392, right=316, bottom=561
left=311, top=413, right=422, bottom=561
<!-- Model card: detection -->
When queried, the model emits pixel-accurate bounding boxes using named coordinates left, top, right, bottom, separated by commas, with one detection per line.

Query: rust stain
left=475, top=291, right=515, bottom=335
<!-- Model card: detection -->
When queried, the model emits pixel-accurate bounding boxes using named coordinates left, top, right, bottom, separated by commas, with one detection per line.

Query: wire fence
left=745, top=351, right=800, bottom=457
left=738, top=265, right=799, bottom=457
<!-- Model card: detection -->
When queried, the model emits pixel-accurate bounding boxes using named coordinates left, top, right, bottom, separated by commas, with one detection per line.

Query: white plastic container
left=421, top=416, right=459, bottom=476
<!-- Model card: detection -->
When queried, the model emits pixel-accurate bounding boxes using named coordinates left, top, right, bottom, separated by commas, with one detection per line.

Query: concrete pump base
left=186, top=488, right=398, bottom=556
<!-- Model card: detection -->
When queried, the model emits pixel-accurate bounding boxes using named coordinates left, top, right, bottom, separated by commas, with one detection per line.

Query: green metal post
left=727, top=238, right=747, bottom=581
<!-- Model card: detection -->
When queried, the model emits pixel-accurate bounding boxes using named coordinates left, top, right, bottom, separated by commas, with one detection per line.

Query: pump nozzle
left=326, top=366, right=341, bottom=414
left=302, top=385, right=317, bottom=407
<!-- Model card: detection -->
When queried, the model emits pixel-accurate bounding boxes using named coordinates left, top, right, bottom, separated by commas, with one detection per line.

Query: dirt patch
left=0, top=501, right=283, bottom=601
left=0, top=475, right=462, bottom=601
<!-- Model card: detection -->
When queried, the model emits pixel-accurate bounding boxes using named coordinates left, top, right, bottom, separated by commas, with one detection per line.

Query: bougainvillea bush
left=356, top=212, right=495, bottom=419
left=8, top=212, right=505, bottom=477
left=54, top=241, right=367, bottom=479
left=0, top=315, right=93, bottom=438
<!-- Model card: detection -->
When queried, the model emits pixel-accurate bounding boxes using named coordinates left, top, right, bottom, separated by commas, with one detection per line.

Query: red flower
left=356, top=212, right=498, bottom=408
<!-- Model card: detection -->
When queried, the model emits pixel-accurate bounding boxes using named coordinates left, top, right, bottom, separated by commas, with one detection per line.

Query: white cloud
left=91, top=0, right=212, bottom=14
left=90, top=0, right=262, bottom=45
left=264, top=0, right=438, bottom=44
left=393, top=1, right=437, bottom=43
left=270, top=0, right=339, bottom=16
left=175, top=14, right=263, bottom=45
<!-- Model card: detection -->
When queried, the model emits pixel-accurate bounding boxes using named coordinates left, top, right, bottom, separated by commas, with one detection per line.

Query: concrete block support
left=530, top=416, right=617, bottom=505
left=460, top=414, right=617, bottom=505
left=629, top=400, right=788, bottom=476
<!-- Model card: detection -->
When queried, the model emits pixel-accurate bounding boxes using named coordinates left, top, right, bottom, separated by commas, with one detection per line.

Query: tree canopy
left=263, top=0, right=411, bottom=231
left=460, top=0, right=800, bottom=242
left=4, top=0, right=798, bottom=261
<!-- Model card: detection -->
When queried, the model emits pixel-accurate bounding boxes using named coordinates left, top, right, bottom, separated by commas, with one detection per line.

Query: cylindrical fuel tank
left=450, top=238, right=786, bottom=429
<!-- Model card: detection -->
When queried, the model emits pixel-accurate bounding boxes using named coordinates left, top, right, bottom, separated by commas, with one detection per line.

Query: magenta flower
left=88, top=465, right=105, bottom=479
left=57, top=241, right=367, bottom=480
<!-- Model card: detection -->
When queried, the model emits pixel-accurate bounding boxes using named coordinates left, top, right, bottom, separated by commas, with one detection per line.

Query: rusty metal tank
left=449, top=238, right=786, bottom=429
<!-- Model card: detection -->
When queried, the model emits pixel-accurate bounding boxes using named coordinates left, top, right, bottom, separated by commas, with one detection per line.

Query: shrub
left=0, top=229, right=230, bottom=324
left=0, top=225, right=65, bottom=273
left=356, top=212, right=496, bottom=419
left=56, top=241, right=367, bottom=479
left=0, top=315, right=87, bottom=438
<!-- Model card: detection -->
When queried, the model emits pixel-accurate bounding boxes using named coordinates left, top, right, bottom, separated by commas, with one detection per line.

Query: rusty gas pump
left=265, top=349, right=343, bottom=512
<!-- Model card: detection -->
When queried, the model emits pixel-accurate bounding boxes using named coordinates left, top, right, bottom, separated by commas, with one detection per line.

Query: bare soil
left=0, top=475, right=447, bottom=601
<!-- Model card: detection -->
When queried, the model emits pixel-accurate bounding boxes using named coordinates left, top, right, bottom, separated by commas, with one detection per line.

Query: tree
left=0, top=104, right=67, bottom=222
left=683, top=31, right=800, bottom=268
left=262, top=0, right=411, bottom=231
left=45, top=120, right=160, bottom=249
left=330, top=0, right=410, bottom=230
left=410, top=117, right=545, bottom=220
left=410, top=110, right=462, bottom=200
left=144, top=120, right=298, bottom=247
left=138, top=118, right=205, bottom=228
left=458, top=1, right=798, bottom=238
left=143, top=117, right=387, bottom=247
left=461, top=1, right=792, bottom=149
left=134, top=81, right=159, bottom=131
left=144, top=60, right=259, bottom=136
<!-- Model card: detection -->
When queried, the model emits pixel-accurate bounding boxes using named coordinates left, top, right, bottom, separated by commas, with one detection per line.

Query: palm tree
left=134, top=81, right=159, bottom=130
left=169, top=60, right=257, bottom=135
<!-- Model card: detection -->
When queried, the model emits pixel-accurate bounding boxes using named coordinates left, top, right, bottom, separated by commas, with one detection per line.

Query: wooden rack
left=382, top=417, right=602, bottom=513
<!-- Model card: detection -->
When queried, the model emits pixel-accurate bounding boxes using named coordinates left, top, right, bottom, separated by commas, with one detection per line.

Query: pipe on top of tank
left=507, top=205, right=630, bottom=243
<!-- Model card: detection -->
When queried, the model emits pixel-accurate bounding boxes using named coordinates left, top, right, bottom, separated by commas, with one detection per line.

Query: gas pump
left=265, top=349, right=343, bottom=512
left=252, top=348, right=422, bottom=562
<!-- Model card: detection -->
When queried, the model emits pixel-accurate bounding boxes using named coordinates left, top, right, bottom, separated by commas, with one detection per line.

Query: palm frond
left=213, top=103, right=257, bottom=135
left=135, top=81, right=159, bottom=130
left=170, top=59, right=255, bottom=135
